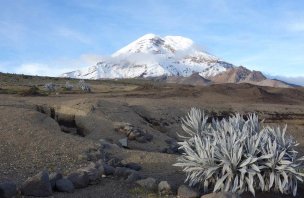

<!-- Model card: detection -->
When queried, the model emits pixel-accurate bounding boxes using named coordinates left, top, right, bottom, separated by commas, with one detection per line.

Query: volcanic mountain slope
left=62, top=33, right=234, bottom=79
left=209, top=66, right=292, bottom=88
left=62, top=33, right=293, bottom=88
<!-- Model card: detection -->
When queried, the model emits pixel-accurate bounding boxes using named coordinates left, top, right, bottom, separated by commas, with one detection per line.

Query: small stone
left=127, top=131, right=137, bottom=140
left=55, top=178, right=75, bottom=193
left=136, top=177, right=157, bottom=191
left=158, top=181, right=172, bottom=195
left=0, top=181, right=17, bottom=198
left=21, top=170, right=52, bottom=197
left=177, top=185, right=199, bottom=198
left=200, top=192, right=240, bottom=198
left=103, top=164, right=115, bottom=175
left=118, top=138, right=128, bottom=148
left=66, top=171, right=89, bottom=189
left=49, top=172, right=63, bottom=189
left=125, top=162, right=142, bottom=171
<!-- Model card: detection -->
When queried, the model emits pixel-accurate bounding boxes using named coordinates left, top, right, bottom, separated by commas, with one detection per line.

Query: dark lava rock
left=55, top=178, right=75, bottom=193
left=103, top=164, right=115, bottom=175
left=125, top=172, right=142, bottom=183
left=177, top=185, right=200, bottom=198
left=107, top=157, right=123, bottom=167
left=136, top=177, right=157, bottom=191
left=158, top=181, right=173, bottom=195
left=21, top=170, right=52, bottom=197
left=114, top=167, right=134, bottom=179
left=66, top=171, right=89, bottom=189
left=78, top=166, right=100, bottom=184
left=49, top=171, right=63, bottom=189
left=0, top=181, right=17, bottom=198
left=125, top=162, right=142, bottom=171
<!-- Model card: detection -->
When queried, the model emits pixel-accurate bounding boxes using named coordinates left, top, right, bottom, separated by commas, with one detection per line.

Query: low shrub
left=174, top=108, right=304, bottom=196
left=20, top=86, right=45, bottom=96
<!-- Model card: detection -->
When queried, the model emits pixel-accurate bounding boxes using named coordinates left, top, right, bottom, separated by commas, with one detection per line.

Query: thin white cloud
left=80, top=54, right=104, bottom=65
left=12, top=53, right=104, bottom=76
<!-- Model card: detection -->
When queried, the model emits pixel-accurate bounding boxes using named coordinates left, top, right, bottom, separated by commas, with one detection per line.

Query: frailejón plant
left=174, top=108, right=304, bottom=196
left=79, top=80, right=91, bottom=92
left=65, top=81, right=73, bottom=91
left=44, top=82, right=56, bottom=92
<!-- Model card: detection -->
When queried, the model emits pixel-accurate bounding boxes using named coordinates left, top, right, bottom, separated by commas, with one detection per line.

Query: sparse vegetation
left=20, top=86, right=46, bottom=96
left=44, top=82, right=56, bottom=92
left=79, top=80, right=91, bottom=92
left=64, top=81, right=74, bottom=91
left=174, top=108, right=304, bottom=196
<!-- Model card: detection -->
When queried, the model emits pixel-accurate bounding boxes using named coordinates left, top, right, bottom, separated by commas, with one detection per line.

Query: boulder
left=66, top=171, right=89, bottom=188
left=177, top=185, right=200, bottom=198
left=114, top=167, right=134, bottom=179
left=0, top=181, right=17, bottom=198
left=103, top=164, right=115, bottom=175
left=55, top=178, right=75, bottom=193
left=78, top=167, right=99, bottom=183
left=125, top=162, right=142, bottom=171
left=21, top=170, right=52, bottom=197
left=201, top=192, right=240, bottom=198
left=125, top=172, right=142, bottom=183
left=107, top=157, right=123, bottom=167
left=158, top=180, right=172, bottom=195
left=49, top=172, right=63, bottom=189
left=136, top=177, right=157, bottom=191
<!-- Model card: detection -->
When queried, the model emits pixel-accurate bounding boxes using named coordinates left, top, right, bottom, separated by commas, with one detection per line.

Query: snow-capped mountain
left=61, top=33, right=293, bottom=88
left=62, top=33, right=234, bottom=79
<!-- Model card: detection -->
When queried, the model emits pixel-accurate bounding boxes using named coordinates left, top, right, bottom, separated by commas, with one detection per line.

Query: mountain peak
left=63, top=33, right=233, bottom=79
left=112, top=34, right=198, bottom=57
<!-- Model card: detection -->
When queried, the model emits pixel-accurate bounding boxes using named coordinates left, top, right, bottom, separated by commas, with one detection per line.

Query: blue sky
left=1, top=0, right=304, bottom=84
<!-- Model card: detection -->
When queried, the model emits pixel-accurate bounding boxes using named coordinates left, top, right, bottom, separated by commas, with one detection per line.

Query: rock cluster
left=116, top=123, right=153, bottom=143
left=161, top=138, right=181, bottom=154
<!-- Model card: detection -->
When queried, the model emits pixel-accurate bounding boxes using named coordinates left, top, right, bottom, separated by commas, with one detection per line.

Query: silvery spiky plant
left=174, top=108, right=304, bottom=196
left=79, top=80, right=91, bottom=92
left=65, top=81, right=73, bottom=91
left=44, top=82, right=56, bottom=92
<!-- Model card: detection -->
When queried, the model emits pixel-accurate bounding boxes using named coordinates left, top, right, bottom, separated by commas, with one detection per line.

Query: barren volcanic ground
left=1, top=73, right=304, bottom=197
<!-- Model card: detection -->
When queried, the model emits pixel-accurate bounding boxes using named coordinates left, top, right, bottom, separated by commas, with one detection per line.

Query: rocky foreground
left=1, top=77, right=304, bottom=197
